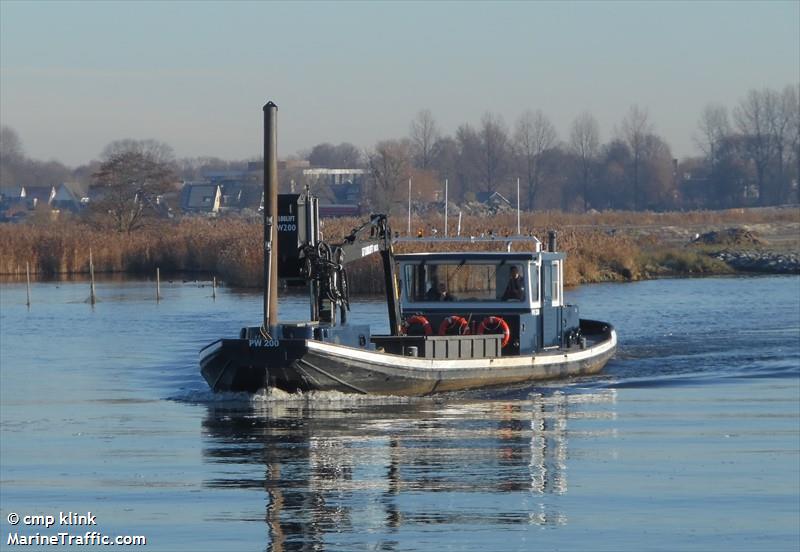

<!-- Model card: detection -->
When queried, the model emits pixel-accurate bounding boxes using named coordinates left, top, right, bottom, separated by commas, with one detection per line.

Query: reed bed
left=0, top=218, right=252, bottom=278
left=1, top=206, right=793, bottom=291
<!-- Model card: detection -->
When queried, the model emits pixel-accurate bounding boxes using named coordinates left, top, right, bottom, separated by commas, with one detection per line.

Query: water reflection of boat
left=200, top=104, right=616, bottom=396
left=201, top=390, right=617, bottom=548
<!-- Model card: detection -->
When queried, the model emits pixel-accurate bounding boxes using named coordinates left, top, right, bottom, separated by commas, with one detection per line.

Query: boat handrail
left=394, top=235, right=542, bottom=251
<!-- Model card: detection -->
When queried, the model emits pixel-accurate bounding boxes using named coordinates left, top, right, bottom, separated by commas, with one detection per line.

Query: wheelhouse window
left=403, top=262, right=528, bottom=303
left=551, top=261, right=562, bottom=306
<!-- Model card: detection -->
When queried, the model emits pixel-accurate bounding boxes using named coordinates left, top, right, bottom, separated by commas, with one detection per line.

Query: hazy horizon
left=1, top=0, right=798, bottom=167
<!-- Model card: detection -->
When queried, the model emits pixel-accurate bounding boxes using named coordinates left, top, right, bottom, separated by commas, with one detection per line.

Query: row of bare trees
left=0, top=127, right=72, bottom=192
left=2, top=83, right=797, bottom=233
left=349, top=84, right=798, bottom=214
left=695, top=85, right=799, bottom=207
left=352, top=106, right=675, bottom=214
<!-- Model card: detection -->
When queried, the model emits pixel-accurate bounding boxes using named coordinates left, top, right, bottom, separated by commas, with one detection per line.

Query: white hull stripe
left=305, top=330, right=617, bottom=372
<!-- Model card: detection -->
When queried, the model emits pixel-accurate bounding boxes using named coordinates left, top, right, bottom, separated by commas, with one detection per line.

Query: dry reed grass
left=2, top=206, right=792, bottom=290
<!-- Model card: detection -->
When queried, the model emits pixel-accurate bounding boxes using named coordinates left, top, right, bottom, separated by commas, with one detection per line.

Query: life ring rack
left=478, top=316, right=511, bottom=347
left=404, top=314, right=433, bottom=336
left=438, top=315, right=470, bottom=336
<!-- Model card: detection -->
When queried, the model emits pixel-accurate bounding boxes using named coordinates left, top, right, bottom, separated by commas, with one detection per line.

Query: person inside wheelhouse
left=501, top=265, right=525, bottom=301
left=426, top=281, right=454, bottom=302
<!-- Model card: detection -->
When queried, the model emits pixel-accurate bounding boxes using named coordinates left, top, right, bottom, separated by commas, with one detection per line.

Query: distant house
left=0, top=185, right=26, bottom=202
left=319, top=204, right=361, bottom=218
left=0, top=184, right=55, bottom=222
left=331, top=180, right=363, bottom=204
left=477, top=191, right=513, bottom=208
left=218, top=180, right=262, bottom=212
left=50, top=182, right=90, bottom=212
left=204, top=170, right=251, bottom=183
left=0, top=185, right=28, bottom=222
left=248, top=159, right=311, bottom=173
left=25, top=186, right=56, bottom=208
left=180, top=183, right=222, bottom=214
left=301, top=168, right=366, bottom=207
left=679, top=173, right=711, bottom=209
left=303, top=168, right=366, bottom=188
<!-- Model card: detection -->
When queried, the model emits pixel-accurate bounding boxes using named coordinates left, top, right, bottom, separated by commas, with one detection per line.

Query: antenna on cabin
left=516, top=177, right=521, bottom=235
left=407, top=177, right=412, bottom=235
left=444, top=178, right=449, bottom=237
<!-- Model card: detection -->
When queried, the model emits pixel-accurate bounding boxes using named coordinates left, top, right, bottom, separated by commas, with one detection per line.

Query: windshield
left=403, top=262, right=529, bottom=302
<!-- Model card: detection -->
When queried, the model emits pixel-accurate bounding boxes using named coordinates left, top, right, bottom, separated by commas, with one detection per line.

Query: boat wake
left=172, top=386, right=419, bottom=406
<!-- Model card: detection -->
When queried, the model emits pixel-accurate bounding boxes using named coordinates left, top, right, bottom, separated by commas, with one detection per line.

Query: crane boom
left=278, top=194, right=402, bottom=336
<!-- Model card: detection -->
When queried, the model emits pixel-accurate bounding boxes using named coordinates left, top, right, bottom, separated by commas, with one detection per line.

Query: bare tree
left=734, top=89, right=777, bottom=205
left=410, top=109, right=440, bottom=170
left=101, top=139, right=174, bottom=165
left=430, top=135, right=459, bottom=181
left=308, top=142, right=363, bottom=168
left=479, top=112, right=510, bottom=196
left=455, top=124, right=483, bottom=197
left=597, top=139, right=632, bottom=210
left=639, top=133, right=676, bottom=209
left=367, top=139, right=411, bottom=214
left=620, top=105, right=653, bottom=210
left=770, top=85, right=799, bottom=202
left=569, top=112, right=600, bottom=212
left=334, top=143, right=363, bottom=168
left=514, top=110, right=557, bottom=210
left=0, top=126, right=71, bottom=193
left=92, top=139, right=176, bottom=232
left=0, top=125, right=24, bottom=163
left=696, top=103, right=731, bottom=171
left=790, top=84, right=800, bottom=197
left=0, top=126, right=25, bottom=188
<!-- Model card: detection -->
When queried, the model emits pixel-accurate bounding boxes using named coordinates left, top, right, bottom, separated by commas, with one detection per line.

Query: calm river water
left=1, top=276, right=798, bottom=551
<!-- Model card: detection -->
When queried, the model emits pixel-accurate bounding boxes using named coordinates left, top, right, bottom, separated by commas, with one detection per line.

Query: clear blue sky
left=1, top=0, right=798, bottom=166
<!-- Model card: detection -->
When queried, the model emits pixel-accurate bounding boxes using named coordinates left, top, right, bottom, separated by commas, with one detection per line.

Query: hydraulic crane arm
left=334, top=214, right=402, bottom=336
left=299, top=213, right=403, bottom=336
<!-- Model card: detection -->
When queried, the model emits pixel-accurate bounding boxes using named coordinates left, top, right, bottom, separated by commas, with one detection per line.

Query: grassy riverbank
left=1, top=207, right=797, bottom=290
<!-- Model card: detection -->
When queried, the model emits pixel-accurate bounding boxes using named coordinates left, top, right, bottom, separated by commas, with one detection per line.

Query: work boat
left=199, top=102, right=616, bottom=396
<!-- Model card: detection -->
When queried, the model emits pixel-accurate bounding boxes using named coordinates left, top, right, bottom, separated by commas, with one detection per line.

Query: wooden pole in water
left=212, top=276, right=217, bottom=300
left=156, top=267, right=161, bottom=302
left=89, top=248, right=96, bottom=305
left=25, top=261, right=31, bottom=307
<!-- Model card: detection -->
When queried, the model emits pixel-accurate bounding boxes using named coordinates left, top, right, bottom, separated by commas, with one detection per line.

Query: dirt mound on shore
left=693, top=227, right=767, bottom=247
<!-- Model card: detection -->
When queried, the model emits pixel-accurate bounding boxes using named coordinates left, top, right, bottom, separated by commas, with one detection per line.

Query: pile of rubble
left=692, top=227, right=767, bottom=247
left=712, top=250, right=800, bottom=274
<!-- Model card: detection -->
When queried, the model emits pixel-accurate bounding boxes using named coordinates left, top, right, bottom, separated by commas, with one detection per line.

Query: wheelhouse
left=396, top=251, right=577, bottom=355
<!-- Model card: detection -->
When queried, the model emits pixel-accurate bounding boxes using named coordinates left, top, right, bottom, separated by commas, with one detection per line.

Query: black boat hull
left=200, top=320, right=616, bottom=396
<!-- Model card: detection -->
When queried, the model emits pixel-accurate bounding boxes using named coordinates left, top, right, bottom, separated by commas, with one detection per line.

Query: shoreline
left=1, top=208, right=797, bottom=290
left=1, top=249, right=796, bottom=289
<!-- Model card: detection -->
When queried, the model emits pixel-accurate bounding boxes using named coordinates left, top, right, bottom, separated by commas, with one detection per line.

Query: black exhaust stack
left=263, top=102, right=279, bottom=332
left=548, top=230, right=557, bottom=253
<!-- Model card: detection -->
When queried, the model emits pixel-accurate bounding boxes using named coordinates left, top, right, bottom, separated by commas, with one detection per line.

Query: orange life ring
left=438, top=315, right=470, bottom=336
left=404, top=314, right=433, bottom=336
left=478, top=316, right=511, bottom=347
